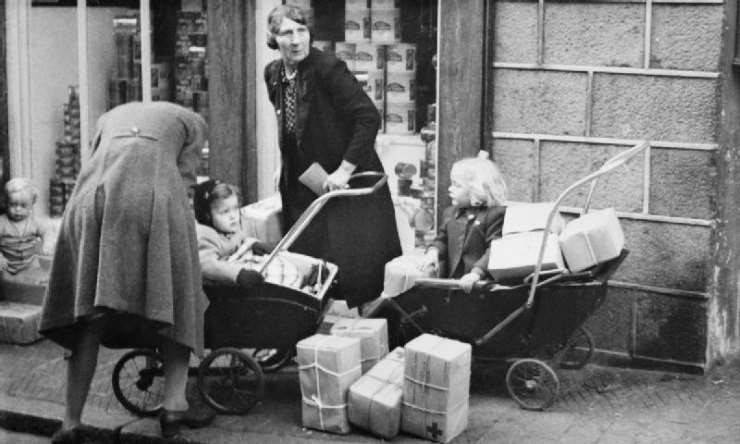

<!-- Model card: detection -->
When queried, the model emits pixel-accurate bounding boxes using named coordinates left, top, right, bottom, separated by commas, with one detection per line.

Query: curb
left=0, top=409, right=206, bottom=444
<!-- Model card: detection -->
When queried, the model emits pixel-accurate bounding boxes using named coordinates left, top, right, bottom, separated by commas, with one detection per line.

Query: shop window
left=20, top=1, right=209, bottom=217
left=286, top=0, right=439, bottom=248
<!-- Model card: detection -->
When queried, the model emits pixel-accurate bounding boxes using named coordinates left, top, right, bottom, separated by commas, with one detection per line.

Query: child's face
left=7, top=191, right=34, bottom=222
left=211, top=195, right=241, bottom=234
left=448, top=172, right=471, bottom=207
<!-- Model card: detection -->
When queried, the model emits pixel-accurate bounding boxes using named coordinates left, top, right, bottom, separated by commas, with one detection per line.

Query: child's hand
left=459, top=269, right=484, bottom=294
left=227, top=238, right=260, bottom=263
left=0, top=255, right=8, bottom=272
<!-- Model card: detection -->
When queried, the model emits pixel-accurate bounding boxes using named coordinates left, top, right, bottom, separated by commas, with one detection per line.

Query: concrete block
left=492, top=138, right=537, bottom=202
left=0, top=301, right=42, bottom=344
left=591, top=74, right=717, bottom=143
left=493, top=69, right=588, bottom=136
left=539, top=142, right=644, bottom=212
left=650, top=148, right=717, bottom=220
left=615, top=219, right=710, bottom=292
left=635, top=292, right=706, bottom=364
left=494, top=1, right=538, bottom=64
left=650, top=5, right=723, bottom=72
left=544, top=3, right=643, bottom=67
left=584, top=286, right=634, bottom=354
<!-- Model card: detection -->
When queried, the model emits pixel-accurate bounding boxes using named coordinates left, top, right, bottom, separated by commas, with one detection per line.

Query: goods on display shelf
left=108, top=12, right=172, bottom=108
left=174, top=8, right=209, bottom=121
left=50, top=86, right=82, bottom=217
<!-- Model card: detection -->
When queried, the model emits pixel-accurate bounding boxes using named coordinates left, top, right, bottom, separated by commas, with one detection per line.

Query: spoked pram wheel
left=506, top=358, right=560, bottom=411
left=198, top=347, right=265, bottom=414
left=559, top=327, right=595, bottom=370
left=112, top=348, right=165, bottom=416
left=252, top=348, right=294, bottom=373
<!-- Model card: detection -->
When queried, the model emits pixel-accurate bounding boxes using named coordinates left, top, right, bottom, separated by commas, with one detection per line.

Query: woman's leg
left=160, top=337, right=190, bottom=411
left=62, top=328, right=100, bottom=430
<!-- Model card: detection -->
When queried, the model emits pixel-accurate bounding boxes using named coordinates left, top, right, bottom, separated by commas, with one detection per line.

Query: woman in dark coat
left=40, top=102, right=215, bottom=441
left=264, top=5, right=401, bottom=308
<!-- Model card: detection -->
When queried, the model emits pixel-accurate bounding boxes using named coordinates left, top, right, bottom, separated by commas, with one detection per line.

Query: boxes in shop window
left=371, top=8, right=401, bottom=43
left=240, top=194, right=283, bottom=250
left=355, top=70, right=384, bottom=102
left=348, top=347, right=405, bottom=439
left=402, top=334, right=471, bottom=443
left=371, top=0, right=400, bottom=9
left=385, top=71, right=415, bottom=102
left=487, top=231, right=566, bottom=283
left=385, top=43, right=416, bottom=72
left=330, top=318, right=388, bottom=373
left=296, top=334, right=363, bottom=434
left=502, top=202, right=565, bottom=236
left=345, top=8, right=371, bottom=42
left=354, top=43, right=385, bottom=71
left=559, top=208, right=624, bottom=272
left=385, top=102, right=416, bottom=135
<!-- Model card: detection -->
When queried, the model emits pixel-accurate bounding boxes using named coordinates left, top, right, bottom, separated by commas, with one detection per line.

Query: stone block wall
left=491, top=0, right=725, bottom=370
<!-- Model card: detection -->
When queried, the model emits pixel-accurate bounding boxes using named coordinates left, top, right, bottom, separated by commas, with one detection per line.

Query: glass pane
left=29, top=3, right=83, bottom=217
left=286, top=0, right=439, bottom=249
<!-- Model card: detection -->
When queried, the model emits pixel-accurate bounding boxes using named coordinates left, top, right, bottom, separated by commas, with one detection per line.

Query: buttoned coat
left=39, top=102, right=208, bottom=354
left=431, top=205, right=507, bottom=278
left=265, top=48, right=401, bottom=307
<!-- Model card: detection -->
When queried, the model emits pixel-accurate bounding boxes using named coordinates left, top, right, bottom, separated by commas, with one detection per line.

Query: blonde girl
left=422, top=152, right=508, bottom=292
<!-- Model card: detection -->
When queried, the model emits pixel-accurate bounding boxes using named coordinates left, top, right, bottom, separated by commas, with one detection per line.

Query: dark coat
left=39, top=102, right=208, bottom=354
left=431, top=205, right=507, bottom=278
left=265, top=48, right=401, bottom=307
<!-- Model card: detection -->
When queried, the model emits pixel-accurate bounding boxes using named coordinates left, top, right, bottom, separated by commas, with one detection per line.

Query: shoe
left=159, top=406, right=216, bottom=438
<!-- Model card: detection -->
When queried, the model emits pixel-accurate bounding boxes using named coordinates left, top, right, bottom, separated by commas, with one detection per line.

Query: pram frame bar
left=258, top=172, right=388, bottom=274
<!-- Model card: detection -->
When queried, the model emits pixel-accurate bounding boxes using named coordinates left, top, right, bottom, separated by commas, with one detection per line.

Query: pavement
left=1, top=339, right=740, bottom=444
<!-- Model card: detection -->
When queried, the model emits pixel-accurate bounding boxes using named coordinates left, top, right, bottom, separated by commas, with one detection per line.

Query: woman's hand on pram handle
left=236, top=269, right=264, bottom=288
left=459, top=268, right=485, bottom=293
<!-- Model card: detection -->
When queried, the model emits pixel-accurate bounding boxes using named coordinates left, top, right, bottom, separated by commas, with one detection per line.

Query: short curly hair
left=5, top=177, right=38, bottom=204
left=266, top=4, right=313, bottom=50
left=450, top=155, right=508, bottom=207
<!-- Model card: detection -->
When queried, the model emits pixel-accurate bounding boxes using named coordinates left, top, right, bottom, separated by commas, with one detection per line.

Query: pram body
left=111, top=173, right=388, bottom=417
left=373, top=142, right=647, bottom=410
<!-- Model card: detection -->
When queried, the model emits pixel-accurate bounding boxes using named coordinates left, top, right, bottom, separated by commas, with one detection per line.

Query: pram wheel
left=252, top=348, right=293, bottom=373
left=112, top=349, right=165, bottom=416
left=559, top=327, right=594, bottom=370
left=198, top=347, right=264, bottom=414
left=506, top=358, right=560, bottom=411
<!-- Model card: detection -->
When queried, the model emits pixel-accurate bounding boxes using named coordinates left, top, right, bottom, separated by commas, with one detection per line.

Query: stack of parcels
left=382, top=254, right=435, bottom=297
left=347, top=347, right=405, bottom=439
left=241, top=194, right=283, bottom=249
left=559, top=208, right=624, bottom=272
left=402, top=334, right=471, bottom=443
left=488, top=203, right=566, bottom=283
left=296, top=334, right=363, bottom=434
left=489, top=203, right=626, bottom=282
left=330, top=318, right=389, bottom=373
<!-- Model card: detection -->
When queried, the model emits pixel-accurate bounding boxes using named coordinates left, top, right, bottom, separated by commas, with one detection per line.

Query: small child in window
left=0, top=178, right=55, bottom=275
left=420, top=152, right=508, bottom=292
left=193, top=180, right=266, bottom=288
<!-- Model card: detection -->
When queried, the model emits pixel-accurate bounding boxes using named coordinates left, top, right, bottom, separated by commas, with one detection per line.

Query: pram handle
left=258, top=172, right=388, bottom=275
left=525, top=141, right=649, bottom=309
